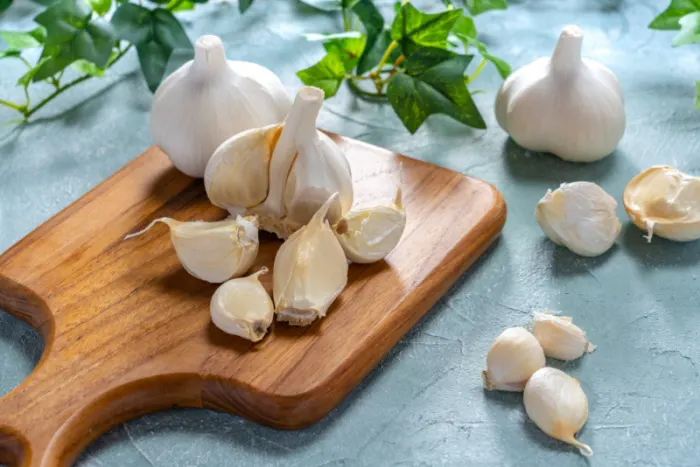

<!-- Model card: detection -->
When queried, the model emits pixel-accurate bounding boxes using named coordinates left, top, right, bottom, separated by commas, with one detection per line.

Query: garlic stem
left=550, top=25, right=583, bottom=73
left=191, top=35, right=229, bottom=78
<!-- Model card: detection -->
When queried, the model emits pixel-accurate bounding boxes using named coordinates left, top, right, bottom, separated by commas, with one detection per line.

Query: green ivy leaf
left=111, top=3, right=152, bottom=44
left=0, top=29, right=44, bottom=49
left=451, top=15, right=477, bottom=43
left=352, top=0, right=384, bottom=74
left=239, top=0, right=254, bottom=13
left=673, top=11, right=700, bottom=45
left=89, top=0, right=112, bottom=16
left=297, top=51, right=346, bottom=97
left=649, top=0, right=700, bottom=30
left=17, top=57, right=49, bottom=86
left=71, top=58, right=105, bottom=76
left=0, top=49, right=21, bottom=59
left=695, top=81, right=700, bottom=108
left=0, top=0, right=12, bottom=15
left=323, top=35, right=365, bottom=72
left=402, top=43, right=457, bottom=75
left=465, top=0, right=507, bottom=16
left=466, top=37, right=510, bottom=78
left=169, top=0, right=195, bottom=11
left=391, top=3, right=463, bottom=49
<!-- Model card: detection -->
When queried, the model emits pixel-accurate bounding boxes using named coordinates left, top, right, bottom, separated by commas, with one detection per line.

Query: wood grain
left=0, top=135, right=506, bottom=467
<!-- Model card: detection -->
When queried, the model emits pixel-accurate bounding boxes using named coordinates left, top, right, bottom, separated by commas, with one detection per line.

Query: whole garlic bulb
left=495, top=25, right=625, bottom=162
left=623, top=166, right=700, bottom=242
left=151, top=35, right=292, bottom=177
left=532, top=312, right=595, bottom=361
left=536, top=182, right=621, bottom=257
left=482, top=327, right=545, bottom=392
left=524, top=367, right=592, bottom=457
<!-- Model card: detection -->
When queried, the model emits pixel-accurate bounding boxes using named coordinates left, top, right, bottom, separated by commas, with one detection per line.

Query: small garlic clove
left=532, top=312, right=595, bottom=361
left=273, top=193, right=348, bottom=326
left=524, top=367, right=593, bottom=457
left=125, top=215, right=259, bottom=283
left=483, top=327, right=545, bottom=392
left=210, top=267, right=273, bottom=342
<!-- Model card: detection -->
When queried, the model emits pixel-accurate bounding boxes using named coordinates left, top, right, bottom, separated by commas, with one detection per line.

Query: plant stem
left=342, top=7, right=350, bottom=32
left=348, top=79, right=386, bottom=100
left=0, top=98, right=24, bottom=112
left=467, top=58, right=487, bottom=84
left=372, top=41, right=399, bottom=77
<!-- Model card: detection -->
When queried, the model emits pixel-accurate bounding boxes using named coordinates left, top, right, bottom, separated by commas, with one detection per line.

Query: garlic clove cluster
left=482, top=327, right=545, bottom=392
left=273, top=193, right=349, bottom=326
left=532, top=312, right=595, bottom=361
left=495, top=25, right=625, bottom=163
left=151, top=35, right=291, bottom=178
left=623, top=165, right=700, bottom=242
left=524, top=367, right=592, bottom=457
left=536, top=181, right=621, bottom=257
left=125, top=215, right=259, bottom=284
left=210, top=267, right=274, bottom=342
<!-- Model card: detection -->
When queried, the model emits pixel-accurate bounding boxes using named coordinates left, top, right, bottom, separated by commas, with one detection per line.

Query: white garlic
left=532, top=312, right=595, bottom=361
left=333, top=185, right=406, bottom=264
left=151, top=35, right=291, bottom=177
left=623, top=165, right=700, bottom=242
left=524, top=367, right=592, bottom=457
left=482, top=327, right=545, bottom=392
left=124, top=215, right=259, bottom=283
left=273, top=193, right=348, bottom=326
left=210, top=267, right=274, bottom=342
left=495, top=25, right=625, bottom=163
left=536, top=182, right=621, bottom=257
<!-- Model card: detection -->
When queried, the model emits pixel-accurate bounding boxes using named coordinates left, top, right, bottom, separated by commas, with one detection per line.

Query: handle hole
left=0, top=308, right=43, bottom=399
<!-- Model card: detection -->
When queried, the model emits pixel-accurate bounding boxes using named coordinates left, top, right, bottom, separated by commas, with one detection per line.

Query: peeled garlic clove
left=623, top=165, right=700, bottom=242
left=482, top=327, right=545, bottom=392
left=273, top=193, right=348, bottom=326
left=333, top=185, right=406, bottom=264
left=524, top=367, right=592, bottom=457
left=532, top=312, right=595, bottom=361
left=536, top=181, right=621, bottom=257
left=210, top=267, right=273, bottom=342
left=125, top=215, right=259, bottom=283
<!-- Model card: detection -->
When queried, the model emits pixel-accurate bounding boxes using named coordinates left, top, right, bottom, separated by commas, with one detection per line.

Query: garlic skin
left=532, top=312, right=595, bottom=361
left=211, top=268, right=274, bottom=342
left=151, top=35, right=291, bottom=178
left=273, top=193, right=348, bottom=326
left=333, top=185, right=406, bottom=264
left=482, top=327, right=545, bottom=392
left=536, top=182, right=621, bottom=257
left=495, top=25, right=625, bottom=163
left=623, top=166, right=700, bottom=242
left=524, top=367, right=592, bottom=457
left=125, top=216, right=259, bottom=283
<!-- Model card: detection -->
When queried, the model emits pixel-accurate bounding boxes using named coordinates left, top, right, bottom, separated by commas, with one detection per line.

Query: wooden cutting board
left=0, top=134, right=506, bottom=467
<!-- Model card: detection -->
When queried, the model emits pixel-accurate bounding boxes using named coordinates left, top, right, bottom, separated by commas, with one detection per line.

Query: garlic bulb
left=532, top=312, right=595, bottom=361
left=273, top=193, right=348, bottom=326
left=482, top=327, right=545, bottom=392
left=536, top=182, right=621, bottom=257
left=205, top=86, right=353, bottom=239
left=124, top=216, right=259, bottom=283
left=623, top=166, right=700, bottom=242
left=333, top=185, right=406, bottom=263
left=211, top=267, right=274, bottom=342
left=524, top=367, right=592, bottom=457
left=151, top=35, right=292, bottom=178
left=495, top=25, right=625, bottom=163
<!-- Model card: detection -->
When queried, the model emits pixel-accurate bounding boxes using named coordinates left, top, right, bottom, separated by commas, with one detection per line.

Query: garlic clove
left=532, top=312, right=595, bottom=361
left=125, top=215, right=259, bottom=283
left=210, top=267, right=273, bottom=342
left=482, top=327, right=545, bottom=392
left=273, top=193, right=348, bottom=326
left=536, top=181, right=621, bottom=257
left=623, top=165, right=700, bottom=242
left=524, top=367, right=593, bottom=457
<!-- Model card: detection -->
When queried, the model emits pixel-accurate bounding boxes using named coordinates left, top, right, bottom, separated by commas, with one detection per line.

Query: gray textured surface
left=1, top=0, right=699, bottom=465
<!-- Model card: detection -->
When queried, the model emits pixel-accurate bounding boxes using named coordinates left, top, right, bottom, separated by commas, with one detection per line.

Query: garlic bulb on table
left=482, top=327, right=545, bottom=392
left=623, top=166, right=700, bottom=242
left=151, top=35, right=292, bottom=177
left=532, top=312, right=595, bottom=361
left=495, top=25, right=625, bottom=163
left=536, top=182, right=621, bottom=257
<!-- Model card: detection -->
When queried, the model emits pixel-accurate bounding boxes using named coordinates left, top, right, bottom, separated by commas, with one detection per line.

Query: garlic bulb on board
left=151, top=35, right=292, bottom=178
left=211, top=267, right=274, bottom=342
left=333, top=185, right=406, bottom=264
left=524, top=367, right=592, bottom=457
left=532, top=312, right=596, bottom=361
left=495, top=25, right=625, bottom=163
left=124, top=216, right=259, bottom=283
left=482, top=327, right=545, bottom=392
left=273, top=193, right=348, bottom=326
left=536, top=182, right=621, bottom=257
left=623, top=166, right=700, bottom=242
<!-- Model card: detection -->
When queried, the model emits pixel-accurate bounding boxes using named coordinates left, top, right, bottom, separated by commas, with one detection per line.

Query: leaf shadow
left=621, top=222, right=700, bottom=270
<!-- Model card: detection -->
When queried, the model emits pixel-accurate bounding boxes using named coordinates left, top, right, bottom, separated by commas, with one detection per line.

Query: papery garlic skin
left=125, top=215, right=259, bottom=283
left=273, top=193, right=348, bottom=326
left=524, top=367, right=593, bottom=457
left=623, top=166, right=700, bottom=242
left=211, top=268, right=273, bottom=342
left=532, top=312, right=595, bottom=361
left=151, top=35, right=291, bottom=177
left=483, top=327, right=545, bottom=392
left=536, top=182, right=621, bottom=257
left=495, top=25, right=625, bottom=163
